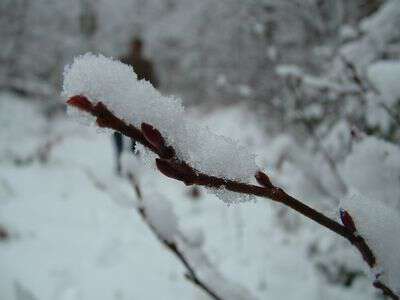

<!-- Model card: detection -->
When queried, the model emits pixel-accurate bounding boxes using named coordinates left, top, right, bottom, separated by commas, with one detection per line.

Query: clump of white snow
left=62, top=54, right=258, bottom=202
left=367, top=60, right=400, bottom=106
left=339, top=0, right=400, bottom=69
left=340, top=136, right=400, bottom=208
left=340, top=191, right=400, bottom=294
left=364, top=61, right=400, bottom=131
left=275, top=64, right=303, bottom=78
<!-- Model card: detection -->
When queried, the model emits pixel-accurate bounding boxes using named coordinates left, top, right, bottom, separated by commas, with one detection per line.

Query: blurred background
left=1, top=0, right=400, bottom=299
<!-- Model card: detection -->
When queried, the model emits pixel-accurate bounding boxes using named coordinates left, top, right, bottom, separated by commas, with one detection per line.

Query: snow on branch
left=63, top=54, right=257, bottom=196
left=341, top=192, right=400, bottom=299
left=63, top=53, right=399, bottom=299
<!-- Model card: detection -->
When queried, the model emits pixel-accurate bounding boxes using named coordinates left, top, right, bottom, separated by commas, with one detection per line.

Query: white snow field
left=0, top=92, right=380, bottom=299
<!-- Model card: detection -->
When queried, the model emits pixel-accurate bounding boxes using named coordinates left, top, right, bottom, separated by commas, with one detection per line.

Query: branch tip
left=66, top=95, right=93, bottom=113
left=339, top=208, right=357, bottom=234
left=255, top=171, right=274, bottom=188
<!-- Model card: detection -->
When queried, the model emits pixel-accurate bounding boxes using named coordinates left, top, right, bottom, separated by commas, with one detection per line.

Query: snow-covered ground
left=0, top=92, right=379, bottom=299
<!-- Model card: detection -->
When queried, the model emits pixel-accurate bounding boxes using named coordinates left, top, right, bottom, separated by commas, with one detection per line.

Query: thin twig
left=127, top=173, right=223, bottom=300
left=342, top=57, right=400, bottom=128
left=67, top=95, right=398, bottom=299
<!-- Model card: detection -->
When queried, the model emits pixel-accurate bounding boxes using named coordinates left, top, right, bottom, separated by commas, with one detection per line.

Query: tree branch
left=128, top=173, right=232, bottom=300
left=67, top=95, right=398, bottom=299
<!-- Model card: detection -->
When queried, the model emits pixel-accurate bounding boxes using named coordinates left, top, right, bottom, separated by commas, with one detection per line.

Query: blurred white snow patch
left=367, top=60, right=400, bottom=106
left=275, top=64, right=303, bottom=78
left=177, top=239, right=258, bottom=300
left=340, top=191, right=400, bottom=294
left=340, top=136, right=400, bottom=208
left=66, top=105, right=97, bottom=127
left=0, top=92, right=47, bottom=161
left=238, top=84, right=252, bottom=97
left=322, top=120, right=351, bottom=161
left=181, top=227, right=204, bottom=248
left=216, top=74, right=228, bottom=87
left=120, top=151, right=147, bottom=177
left=339, top=25, right=358, bottom=41
left=360, top=0, right=400, bottom=35
left=303, top=103, right=323, bottom=119
left=339, top=0, right=400, bottom=69
left=364, top=91, right=393, bottom=131
left=142, top=193, right=179, bottom=243
left=62, top=53, right=258, bottom=201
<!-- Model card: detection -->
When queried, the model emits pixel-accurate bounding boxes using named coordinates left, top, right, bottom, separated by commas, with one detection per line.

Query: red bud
left=156, top=159, right=181, bottom=179
left=66, top=95, right=93, bottom=113
left=156, top=159, right=196, bottom=185
left=141, top=123, right=165, bottom=151
left=255, top=171, right=274, bottom=188
left=339, top=208, right=356, bottom=233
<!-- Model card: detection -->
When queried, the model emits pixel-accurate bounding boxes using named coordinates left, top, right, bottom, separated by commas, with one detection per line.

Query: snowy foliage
left=340, top=137, right=400, bottom=208
left=62, top=53, right=258, bottom=193
left=368, top=60, right=400, bottom=107
left=366, top=60, right=400, bottom=131
left=339, top=0, right=400, bottom=70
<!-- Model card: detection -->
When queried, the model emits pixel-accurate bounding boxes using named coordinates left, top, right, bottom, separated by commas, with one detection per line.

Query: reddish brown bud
left=66, top=95, right=93, bottom=113
left=339, top=208, right=356, bottom=233
left=156, top=159, right=181, bottom=180
left=141, top=123, right=175, bottom=159
left=156, top=159, right=196, bottom=185
left=255, top=171, right=274, bottom=188
left=141, top=123, right=165, bottom=151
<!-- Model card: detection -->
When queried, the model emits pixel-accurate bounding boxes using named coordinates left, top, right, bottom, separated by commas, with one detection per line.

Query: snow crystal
left=142, top=193, right=179, bottom=243
left=340, top=191, right=400, bottom=294
left=62, top=53, right=258, bottom=202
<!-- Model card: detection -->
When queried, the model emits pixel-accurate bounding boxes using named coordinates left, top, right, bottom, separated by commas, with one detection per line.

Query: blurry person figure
left=120, top=37, right=159, bottom=87
left=113, top=37, right=159, bottom=175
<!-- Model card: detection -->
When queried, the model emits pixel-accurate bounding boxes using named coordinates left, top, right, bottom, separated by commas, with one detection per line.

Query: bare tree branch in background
left=127, top=173, right=224, bottom=300
left=342, top=56, right=400, bottom=128
left=85, top=167, right=257, bottom=300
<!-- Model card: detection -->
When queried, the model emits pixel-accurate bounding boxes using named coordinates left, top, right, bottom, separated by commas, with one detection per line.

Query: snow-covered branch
left=63, top=54, right=399, bottom=299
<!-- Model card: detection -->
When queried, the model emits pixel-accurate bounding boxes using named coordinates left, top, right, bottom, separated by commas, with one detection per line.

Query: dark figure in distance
left=113, top=37, right=159, bottom=175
